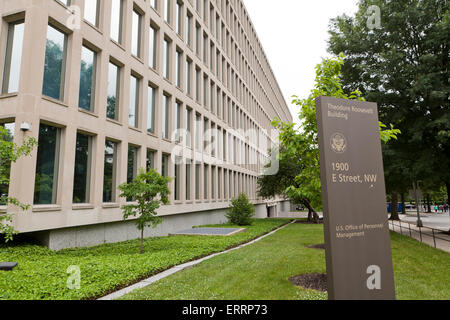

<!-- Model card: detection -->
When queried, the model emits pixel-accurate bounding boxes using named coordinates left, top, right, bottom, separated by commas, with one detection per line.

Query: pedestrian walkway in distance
left=389, top=214, right=450, bottom=253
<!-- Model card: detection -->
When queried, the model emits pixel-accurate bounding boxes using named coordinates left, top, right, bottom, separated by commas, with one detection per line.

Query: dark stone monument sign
left=316, top=96, right=395, bottom=300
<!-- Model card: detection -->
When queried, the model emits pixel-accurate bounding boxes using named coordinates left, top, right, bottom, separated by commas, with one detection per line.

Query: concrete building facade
left=0, top=0, right=292, bottom=250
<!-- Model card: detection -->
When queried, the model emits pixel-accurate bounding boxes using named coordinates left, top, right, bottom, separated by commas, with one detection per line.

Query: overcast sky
left=243, top=0, right=359, bottom=124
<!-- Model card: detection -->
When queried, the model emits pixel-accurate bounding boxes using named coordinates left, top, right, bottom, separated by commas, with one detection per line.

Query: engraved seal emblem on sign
left=330, top=133, right=347, bottom=154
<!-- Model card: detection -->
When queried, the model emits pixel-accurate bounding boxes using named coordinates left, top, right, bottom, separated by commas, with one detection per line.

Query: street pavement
left=400, top=210, right=450, bottom=232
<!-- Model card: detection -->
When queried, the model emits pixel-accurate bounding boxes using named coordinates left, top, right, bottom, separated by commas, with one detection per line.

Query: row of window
left=0, top=17, right=268, bottom=152
left=56, top=0, right=281, bottom=132
left=0, top=121, right=257, bottom=206
left=1, top=18, right=273, bottom=149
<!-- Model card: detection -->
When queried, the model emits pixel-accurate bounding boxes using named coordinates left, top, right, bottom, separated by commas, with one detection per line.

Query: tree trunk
left=446, top=182, right=450, bottom=207
left=140, top=229, right=144, bottom=255
left=389, top=192, right=400, bottom=221
left=400, top=193, right=406, bottom=215
left=446, top=182, right=450, bottom=234
left=302, top=199, right=320, bottom=224
left=307, top=207, right=313, bottom=222
left=426, top=194, right=432, bottom=213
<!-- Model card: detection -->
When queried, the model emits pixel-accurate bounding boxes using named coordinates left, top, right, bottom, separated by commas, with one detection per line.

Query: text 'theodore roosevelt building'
left=0, top=0, right=292, bottom=250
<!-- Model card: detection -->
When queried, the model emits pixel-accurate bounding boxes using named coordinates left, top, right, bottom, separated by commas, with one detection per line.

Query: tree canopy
left=328, top=0, right=450, bottom=203
left=118, top=168, right=171, bottom=254
left=270, top=54, right=400, bottom=217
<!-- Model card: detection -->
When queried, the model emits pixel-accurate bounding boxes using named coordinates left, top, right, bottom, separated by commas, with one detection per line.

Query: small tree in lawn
left=118, top=168, right=171, bottom=254
left=226, top=193, right=255, bottom=226
left=0, top=126, right=37, bottom=243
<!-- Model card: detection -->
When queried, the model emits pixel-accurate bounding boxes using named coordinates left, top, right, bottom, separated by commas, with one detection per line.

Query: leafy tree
left=0, top=126, right=37, bottom=242
left=328, top=0, right=450, bottom=208
left=226, top=193, right=255, bottom=226
left=118, top=169, right=171, bottom=254
left=272, top=54, right=400, bottom=219
left=257, top=146, right=321, bottom=223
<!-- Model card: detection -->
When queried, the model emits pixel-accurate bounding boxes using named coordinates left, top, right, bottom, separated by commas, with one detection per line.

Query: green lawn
left=121, top=223, right=450, bottom=300
left=0, top=218, right=291, bottom=300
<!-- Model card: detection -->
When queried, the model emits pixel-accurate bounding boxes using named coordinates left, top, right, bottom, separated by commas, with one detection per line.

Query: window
left=150, top=0, right=157, bottom=9
left=84, top=0, right=100, bottom=27
left=149, top=25, right=157, bottom=69
left=129, top=74, right=139, bottom=127
left=186, top=59, right=192, bottom=94
left=127, top=145, right=139, bottom=187
left=107, top=61, right=120, bottom=120
left=195, top=163, right=201, bottom=200
left=0, top=123, right=15, bottom=204
left=73, top=132, right=92, bottom=204
left=78, top=45, right=97, bottom=112
left=195, top=0, right=200, bottom=12
left=203, top=164, right=208, bottom=200
left=111, top=0, right=123, bottom=43
left=162, top=94, right=170, bottom=139
left=223, top=130, right=226, bottom=160
left=195, top=23, right=201, bottom=55
left=210, top=41, right=214, bottom=70
left=186, top=160, right=191, bottom=201
left=161, top=153, right=169, bottom=177
left=176, top=1, right=182, bottom=35
left=203, top=76, right=208, bottom=108
left=224, top=169, right=228, bottom=200
left=34, top=124, right=61, bottom=205
left=211, top=166, right=215, bottom=200
left=217, top=168, right=222, bottom=200
left=103, top=140, right=117, bottom=203
left=195, top=113, right=201, bottom=151
left=203, top=0, right=208, bottom=21
left=164, top=0, right=171, bottom=24
left=147, top=85, right=156, bottom=133
left=229, top=171, right=233, bottom=199
left=131, top=9, right=142, bottom=58
left=163, top=38, right=171, bottom=79
left=195, top=68, right=200, bottom=102
left=186, top=11, right=192, bottom=46
left=211, top=122, right=216, bottom=157
left=203, top=118, right=209, bottom=152
left=203, top=33, right=208, bottom=64
left=42, top=25, right=67, bottom=101
left=174, top=157, right=181, bottom=201
left=2, top=20, right=24, bottom=94
left=186, top=107, right=192, bottom=148
left=146, top=149, right=156, bottom=170
left=175, top=101, right=182, bottom=143
left=175, top=49, right=182, bottom=87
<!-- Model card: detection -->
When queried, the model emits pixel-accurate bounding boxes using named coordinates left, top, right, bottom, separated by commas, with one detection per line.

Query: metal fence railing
left=389, top=219, right=450, bottom=252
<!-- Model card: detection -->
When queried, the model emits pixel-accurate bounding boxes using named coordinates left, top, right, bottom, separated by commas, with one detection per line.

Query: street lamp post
left=413, top=181, right=423, bottom=228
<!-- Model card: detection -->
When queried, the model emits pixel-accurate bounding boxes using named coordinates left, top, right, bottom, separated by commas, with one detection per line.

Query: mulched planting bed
left=289, top=273, right=328, bottom=292
left=307, top=244, right=325, bottom=250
